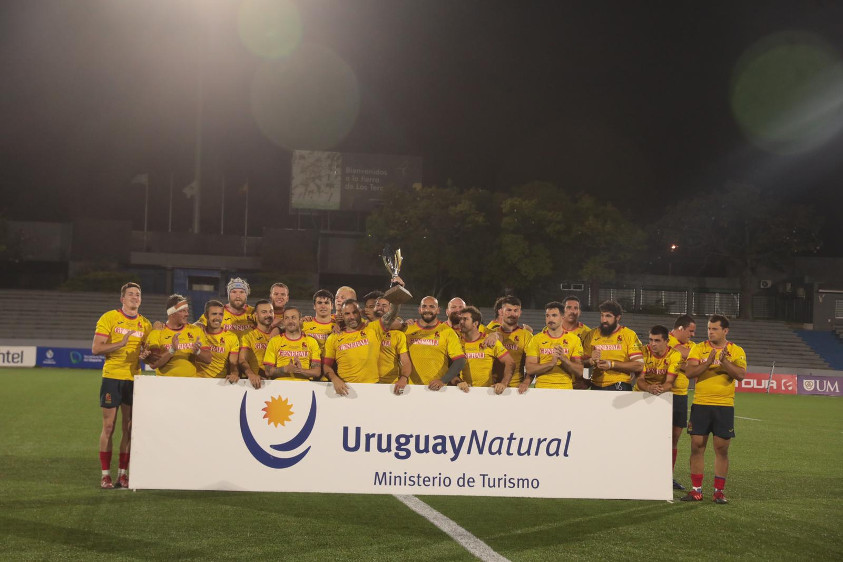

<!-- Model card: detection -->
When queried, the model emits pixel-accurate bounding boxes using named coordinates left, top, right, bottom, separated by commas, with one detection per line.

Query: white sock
left=118, top=469, right=127, bottom=476
left=102, top=470, right=110, bottom=477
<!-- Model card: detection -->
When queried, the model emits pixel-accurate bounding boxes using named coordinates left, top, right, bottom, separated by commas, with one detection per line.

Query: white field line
left=736, top=416, right=762, bottom=421
left=394, top=494, right=510, bottom=562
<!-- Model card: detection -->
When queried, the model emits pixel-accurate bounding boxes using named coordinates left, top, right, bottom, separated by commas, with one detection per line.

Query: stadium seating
left=0, top=290, right=832, bottom=370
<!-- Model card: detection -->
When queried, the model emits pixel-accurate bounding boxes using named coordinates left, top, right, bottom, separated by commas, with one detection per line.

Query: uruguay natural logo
left=239, top=390, right=317, bottom=468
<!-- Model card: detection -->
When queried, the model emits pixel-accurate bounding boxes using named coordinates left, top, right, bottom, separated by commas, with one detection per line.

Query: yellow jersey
left=583, top=326, right=643, bottom=387
left=495, top=326, right=532, bottom=387
left=196, top=329, right=240, bottom=378
left=324, top=319, right=387, bottom=383
left=240, top=327, right=274, bottom=377
left=405, top=321, right=465, bottom=385
left=199, top=304, right=255, bottom=339
left=543, top=322, right=590, bottom=341
left=667, top=333, right=693, bottom=396
left=635, top=345, right=682, bottom=391
left=302, top=318, right=335, bottom=357
left=146, top=324, right=207, bottom=377
left=379, top=330, right=409, bottom=384
left=461, top=336, right=510, bottom=387
left=525, top=331, right=584, bottom=389
left=688, top=341, right=747, bottom=407
left=262, top=333, right=322, bottom=382
left=94, top=309, right=152, bottom=381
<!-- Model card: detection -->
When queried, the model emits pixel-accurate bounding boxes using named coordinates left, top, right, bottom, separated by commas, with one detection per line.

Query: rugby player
left=268, top=282, right=290, bottom=334
left=197, top=278, right=255, bottom=338
left=239, top=300, right=275, bottom=389
left=373, top=296, right=412, bottom=395
left=668, top=314, right=696, bottom=490
left=322, top=297, right=401, bottom=395
left=263, top=307, right=323, bottom=381
left=405, top=296, right=466, bottom=390
left=560, top=295, right=590, bottom=339
left=522, top=301, right=584, bottom=392
left=302, top=289, right=336, bottom=357
left=458, top=306, right=514, bottom=394
left=91, top=282, right=152, bottom=489
left=681, top=315, right=746, bottom=504
left=146, top=294, right=211, bottom=376
left=582, top=300, right=643, bottom=390
left=492, top=296, right=532, bottom=389
left=334, top=286, right=356, bottom=317
left=196, top=300, right=241, bottom=382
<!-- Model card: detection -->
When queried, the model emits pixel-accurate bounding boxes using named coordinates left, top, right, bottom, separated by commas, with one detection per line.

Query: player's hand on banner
left=393, top=375, right=408, bottom=395
left=226, top=372, right=240, bottom=384
left=428, top=379, right=445, bottom=391
left=247, top=371, right=262, bottom=389
left=332, top=378, right=349, bottom=396
left=456, top=380, right=470, bottom=393
left=518, top=379, right=530, bottom=394
left=493, top=382, right=506, bottom=395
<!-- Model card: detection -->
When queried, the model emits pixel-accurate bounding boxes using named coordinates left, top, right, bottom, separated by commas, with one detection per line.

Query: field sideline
left=1, top=369, right=841, bottom=560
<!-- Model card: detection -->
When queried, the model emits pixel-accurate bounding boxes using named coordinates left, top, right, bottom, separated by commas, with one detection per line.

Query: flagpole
left=143, top=175, right=149, bottom=251
left=243, top=177, right=249, bottom=255
left=220, top=175, right=225, bottom=235
left=168, top=173, right=173, bottom=233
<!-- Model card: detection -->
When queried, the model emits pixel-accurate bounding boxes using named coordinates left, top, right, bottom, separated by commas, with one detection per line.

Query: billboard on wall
left=290, top=150, right=422, bottom=212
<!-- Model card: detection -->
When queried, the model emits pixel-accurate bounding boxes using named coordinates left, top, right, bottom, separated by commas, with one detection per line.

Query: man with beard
left=92, top=282, right=152, bottom=489
left=582, top=300, right=643, bottom=390
left=239, top=300, right=275, bottom=389
left=322, top=298, right=401, bottom=395
left=268, top=282, right=290, bottom=334
left=372, top=296, right=412, bottom=395
left=405, top=296, right=466, bottom=390
left=263, top=307, right=323, bottom=381
left=522, top=301, right=584, bottom=392
left=197, top=278, right=255, bottom=339
left=458, top=306, right=514, bottom=394
left=491, top=296, right=532, bottom=389
left=681, top=315, right=746, bottom=504
left=668, top=314, right=696, bottom=490
left=146, top=294, right=211, bottom=377
left=196, top=300, right=241, bottom=382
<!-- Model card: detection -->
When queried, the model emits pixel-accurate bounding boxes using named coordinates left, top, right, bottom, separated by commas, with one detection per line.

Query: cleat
left=673, top=479, right=686, bottom=491
left=680, top=490, right=703, bottom=502
left=101, top=475, right=114, bottom=489
left=116, top=474, right=129, bottom=489
left=713, top=491, right=729, bottom=504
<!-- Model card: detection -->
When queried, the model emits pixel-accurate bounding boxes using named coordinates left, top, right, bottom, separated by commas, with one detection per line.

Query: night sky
left=2, top=0, right=842, bottom=252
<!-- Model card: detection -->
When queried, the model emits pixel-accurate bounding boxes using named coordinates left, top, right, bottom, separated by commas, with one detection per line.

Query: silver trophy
left=381, top=246, right=413, bottom=304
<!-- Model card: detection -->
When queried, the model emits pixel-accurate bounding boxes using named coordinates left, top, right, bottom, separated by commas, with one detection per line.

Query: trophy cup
left=381, top=246, right=413, bottom=304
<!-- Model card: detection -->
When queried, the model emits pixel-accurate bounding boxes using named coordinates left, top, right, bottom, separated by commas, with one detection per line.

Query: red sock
left=714, top=476, right=726, bottom=491
left=99, top=451, right=112, bottom=471
left=119, top=453, right=130, bottom=470
left=691, top=473, right=703, bottom=488
left=672, top=448, right=678, bottom=469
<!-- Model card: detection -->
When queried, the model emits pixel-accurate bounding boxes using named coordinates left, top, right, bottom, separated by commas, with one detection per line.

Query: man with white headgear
left=146, top=294, right=211, bottom=377
left=198, top=277, right=255, bottom=339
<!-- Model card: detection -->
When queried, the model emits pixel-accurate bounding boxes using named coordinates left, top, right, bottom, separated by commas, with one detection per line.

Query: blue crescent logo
left=239, top=390, right=317, bottom=469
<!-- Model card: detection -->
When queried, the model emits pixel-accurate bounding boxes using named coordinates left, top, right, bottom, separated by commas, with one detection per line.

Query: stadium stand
left=795, top=330, right=843, bottom=370
left=0, top=290, right=833, bottom=370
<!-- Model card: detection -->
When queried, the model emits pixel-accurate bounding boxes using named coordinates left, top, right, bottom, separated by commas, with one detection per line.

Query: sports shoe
left=680, top=490, right=703, bottom=502
left=116, top=474, right=129, bottom=489
left=673, top=479, right=686, bottom=491
left=101, top=475, right=114, bottom=489
left=713, top=491, right=729, bottom=504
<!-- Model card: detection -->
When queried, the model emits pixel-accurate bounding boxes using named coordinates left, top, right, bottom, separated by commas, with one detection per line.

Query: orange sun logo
left=262, top=395, right=294, bottom=427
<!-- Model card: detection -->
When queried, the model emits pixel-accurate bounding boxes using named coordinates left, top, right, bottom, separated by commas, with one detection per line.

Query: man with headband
left=146, top=294, right=211, bottom=377
left=198, top=277, right=255, bottom=338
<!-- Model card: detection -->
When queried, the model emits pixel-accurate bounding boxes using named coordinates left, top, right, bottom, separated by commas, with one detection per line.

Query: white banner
left=0, top=346, right=37, bottom=368
left=131, top=377, right=672, bottom=500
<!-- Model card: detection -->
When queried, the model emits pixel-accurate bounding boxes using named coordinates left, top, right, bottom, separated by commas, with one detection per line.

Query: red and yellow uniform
left=687, top=341, right=747, bottom=406
left=302, top=319, right=335, bottom=357
left=461, top=337, right=509, bottom=387
left=668, top=334, right=692, bottom=396
left=94, top=310, right=152, bottom=381
left=240, top=326, right=273, bottom=377
left=379, top=330, right=409, bottom=384
left=635, top=345, right=682, bottom=391
left=146, top=324, right=208, bottom=377
left=583, top=326, right=643, bottom=388
left=405, top=321, right=465, bottom=385
left=495, top=326, right=532, bottom=387
left=525, top=332, right=584, bottom=389
left=543, top=322, right=590, bottom=341
left=263, top=333, right=322, bottom=382
left=199, top=305, right=255, bottom=339
left=196, top=329, right=240, bottom=378
left=324, top=320, right=387, bottom=383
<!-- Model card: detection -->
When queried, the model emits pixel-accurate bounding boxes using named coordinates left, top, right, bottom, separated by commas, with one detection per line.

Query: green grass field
left=1, top=369, right=841, bottom=561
